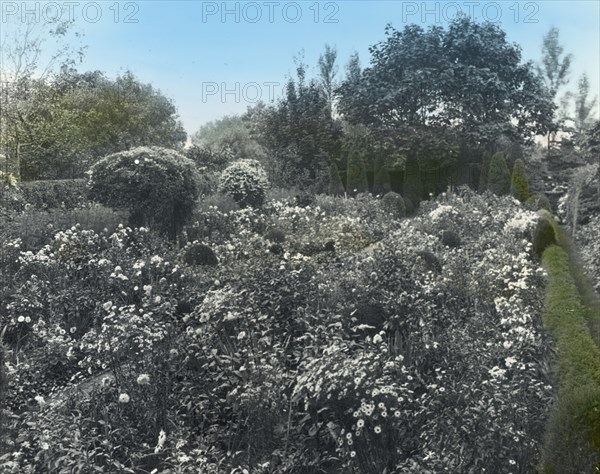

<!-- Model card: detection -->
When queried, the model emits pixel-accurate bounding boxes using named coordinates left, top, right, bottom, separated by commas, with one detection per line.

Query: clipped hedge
left=540, top=245, right=600, bottom=473
left=533, top=214, right=558, bottom=259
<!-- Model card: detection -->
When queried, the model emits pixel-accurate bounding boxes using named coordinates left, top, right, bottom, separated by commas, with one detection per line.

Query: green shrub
left=19, top=179, right=88, bottom=210
left=182, top=242, right=219, bottom=266
left=510, top=159, right=531, bottom=202
left=540, top=245, right=600, bottom=473
left=219, top=159, right=269, bottom=208
left=87, top=147, right=200, bottom=239
left=441, top=229, right=461, bottom=248
left=381, top=191, right=406, bottom=217
left=487, top=152, right=511, bottom=196
left=533, top=216, right=558, bottom=259
left=526, top=193, right=552, bottom=212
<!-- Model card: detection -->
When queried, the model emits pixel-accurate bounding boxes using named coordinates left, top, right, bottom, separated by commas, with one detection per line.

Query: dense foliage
left=218, top=159, right=270, bottom=208
left=87, top=147, right=200, bottom=239
left=1, top=188, right=558, bottom=473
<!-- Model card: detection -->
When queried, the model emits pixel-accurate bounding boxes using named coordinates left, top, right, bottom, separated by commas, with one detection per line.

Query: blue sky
left=3, top=1, right=599, bottom=136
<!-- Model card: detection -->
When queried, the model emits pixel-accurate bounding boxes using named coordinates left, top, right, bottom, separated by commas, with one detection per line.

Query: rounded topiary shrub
left=381, top=191, right=406, bottom=217
left=182, top=242, right=218, bottom=266
left=87, top=147, right=200, bottom=239
left=441, top=229, right=461, bottom=248
left=532, top=216, right=558, bottom=258
left=219, top=159, right=269, bottom=208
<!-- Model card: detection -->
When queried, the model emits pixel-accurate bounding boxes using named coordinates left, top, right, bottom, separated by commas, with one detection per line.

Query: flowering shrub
left=219, top=159, right=269, bottom=208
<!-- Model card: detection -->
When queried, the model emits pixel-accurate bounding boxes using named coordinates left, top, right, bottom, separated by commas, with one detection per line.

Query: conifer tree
left=510, top=158, right=531, bottom=202
left=487, top=152, right=511, bottom=195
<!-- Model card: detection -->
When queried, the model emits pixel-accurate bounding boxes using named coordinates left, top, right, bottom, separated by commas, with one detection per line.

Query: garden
left=1, top=12, right=600, bottom=474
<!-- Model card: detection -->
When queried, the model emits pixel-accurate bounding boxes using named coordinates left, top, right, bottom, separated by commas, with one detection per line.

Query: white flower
left=17, top=315, right=25, bottom=323
left=103, top=301, right=113, bottom=311
left=154, top=429, right=167, bottom=453
left=137, top=374, right=151, bottom=385
left=373, top=334, right=383, bottom=344
left=118, top=393, right=130, bottom=403
left=34, top=395, right=45, bottom=407
left=237, top=331, right=246, bottom=340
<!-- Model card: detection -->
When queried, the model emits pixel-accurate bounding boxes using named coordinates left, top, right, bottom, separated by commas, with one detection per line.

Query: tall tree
left=338, top=18, right=554, bottom=147
left=0, top=19, right=86, bottom=179
left=15, top=69, right=187, bottom=180
left=336, top=18, right=553, bottom=195
left=192, top=115, right=266, bottom=161
left=536, top=27, right=573, bottom=148
left=537, top=27, right=572, bottom=100
left=249, top=61, right=342, bottom=189
left=573, top=73, right=598, bottom=147
left=317, top=44, right=338, bottom=116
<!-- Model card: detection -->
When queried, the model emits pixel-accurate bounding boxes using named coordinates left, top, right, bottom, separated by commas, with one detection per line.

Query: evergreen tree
left=328, top=162, right=346, bottom=196
left=487, top=152, right=511, bottom=195
left=479, top=151, right=492, bottom=191
left=403, top=154, right=424, bottom=205
left=510, top=158, right=531, bottom=202
left=372, top=163, right=392, bottom=196
left=346, top=149, right=368, bottom=195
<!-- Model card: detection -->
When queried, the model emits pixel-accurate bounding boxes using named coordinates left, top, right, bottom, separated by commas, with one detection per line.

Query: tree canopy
left=337, top=17, right=555, bottom=148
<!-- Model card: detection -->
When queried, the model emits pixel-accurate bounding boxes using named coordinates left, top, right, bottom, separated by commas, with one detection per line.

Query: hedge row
left=540, top=244, right=600, bottom=473
left=551, top=222, right=600, bottom=346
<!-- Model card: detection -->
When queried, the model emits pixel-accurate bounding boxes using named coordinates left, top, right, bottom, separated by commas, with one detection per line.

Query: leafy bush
left=381, top=192, right=406, bottom=217
left=511, top=159, right=531, bottom=202
left=441, top=229, right=461, bottom=248
left=19, top=179, right=88, bottom=210
left=487, top=152, right=511, bottom=195
left=219, top=159, right=269, bottom=208
left=87, top=146, right=200, bottom=239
